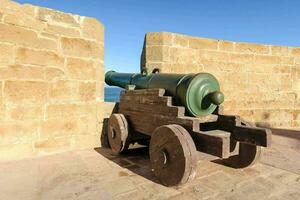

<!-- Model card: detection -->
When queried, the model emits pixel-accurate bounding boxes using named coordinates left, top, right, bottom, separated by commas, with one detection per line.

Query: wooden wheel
left=108, top=114, right=129, bottom=154
left=222, top=143, right=261, bottom=168
left=149, top=124, right=197, bottom=186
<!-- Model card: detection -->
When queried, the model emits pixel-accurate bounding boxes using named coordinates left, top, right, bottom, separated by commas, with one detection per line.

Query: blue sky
left=16, top=0, right=300, bottom=73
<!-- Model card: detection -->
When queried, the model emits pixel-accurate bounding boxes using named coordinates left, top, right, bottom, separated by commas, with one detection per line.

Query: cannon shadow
left=94, top=146, right=160, bottom=183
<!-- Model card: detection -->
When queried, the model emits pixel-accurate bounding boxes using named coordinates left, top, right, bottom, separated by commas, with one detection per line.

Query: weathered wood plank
left=233, top=126, right=272, bottom=147
left=191, top=130, right=230, bottom=158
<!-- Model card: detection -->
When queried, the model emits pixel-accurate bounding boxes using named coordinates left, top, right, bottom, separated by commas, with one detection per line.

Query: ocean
left=104, top=87, right=124, bottom=102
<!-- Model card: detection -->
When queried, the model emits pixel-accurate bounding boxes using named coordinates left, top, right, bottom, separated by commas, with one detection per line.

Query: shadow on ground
left=94, top=146, right=161, bottom=183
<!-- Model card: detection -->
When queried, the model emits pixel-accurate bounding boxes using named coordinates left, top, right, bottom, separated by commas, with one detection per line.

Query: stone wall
left=0, top=0, right=109, bottom=161
left=141, top=32, right=300, bottom=129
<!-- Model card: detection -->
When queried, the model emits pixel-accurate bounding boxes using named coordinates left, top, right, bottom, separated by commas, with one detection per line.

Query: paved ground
left=0, top=131, right=299, bottom=200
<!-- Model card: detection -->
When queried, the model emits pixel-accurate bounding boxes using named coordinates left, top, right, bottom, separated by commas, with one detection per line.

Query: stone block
left=173, top=34, right=188, bottom=47
left=4, top=81, right=48, bottom=104
left=146, top=46, right=169, bottom=62
left=218, top=40, right=234, bottom=52
left=254, top=55, right=281, bottom=65
left=71, top=134, right=100, bottom=149
left=66, top=58, right=96, bottom=80
left=170, top=48, right=198, bottom=63
left=16, top=47, right=64, bottom=67
left=188, top=37, right=218, bottom=50
left=0, top=65, right=44, bottom=80
left=41, top=119, right=78, bottom=138
left=46, top=103, right=96, bottom=120
left=146, top=32, right=172, bottom=45
left=0, top=121, right=38, bottom=145
left=45, top=67, right=65, bottom=81
left=82, top=17, right=104, bottom=42
left=198, top=50, right=230, bottom=62
left=45, top=24, right=80, bottom=37
left=34, top=137, right=72, bottom=154
left=38, top=7, right=79, bottom=27
left=97, top=102, right=116, bottom=123
left=78, top=82, right=96, bottom=102
left=229, top=53, right=254, bottom=64
left=8, top=105, right=44, bottom=121
left=3, top=12, right=45, bottom=31
left=235, top=43, right=269, bottom=54
left=280, top=56, right=294, bottom=65
left=61, top=37, right=103, bottom=59
left=48, top=80, right=78, bottom=102
left=0, top=24, right=57, bottom=51
left=0, top=43, right=14, bottom=65
left=290, top=47, right=300, bottom=57
left=271, top=46, right=289, bottom=56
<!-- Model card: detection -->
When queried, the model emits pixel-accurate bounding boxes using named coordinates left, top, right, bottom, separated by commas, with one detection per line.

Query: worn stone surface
left=141, top=32, right=300, bottom=129
left=0, top=141, right=299, bottom=200
left=0, top=0, right=105, bottom=162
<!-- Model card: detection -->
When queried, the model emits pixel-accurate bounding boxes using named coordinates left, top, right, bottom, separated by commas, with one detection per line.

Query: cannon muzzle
left=105, top=71, right=224, bottom=117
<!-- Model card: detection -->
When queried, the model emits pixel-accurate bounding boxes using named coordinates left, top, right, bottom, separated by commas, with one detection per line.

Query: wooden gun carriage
left=107, top=88, right=272, bottom=186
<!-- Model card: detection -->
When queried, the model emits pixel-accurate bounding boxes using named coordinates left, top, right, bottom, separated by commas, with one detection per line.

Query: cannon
left=105, top=71, right=224, bottom=116
left=105, top=70, right=272, bottom=186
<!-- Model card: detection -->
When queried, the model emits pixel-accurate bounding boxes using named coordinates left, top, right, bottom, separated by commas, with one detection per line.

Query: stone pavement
left=0, top=141, right=299, bottom=200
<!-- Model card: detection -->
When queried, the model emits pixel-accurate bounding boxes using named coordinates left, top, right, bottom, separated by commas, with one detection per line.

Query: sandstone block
left=45, top=67, right=65, bottom=81
left=218, top=41, right=234, bottom=52
left=8, top=105, right=44, bottom=121
left=46, top=103, right=96, bottom=120
left=0, top=65, right=44, bottom=80
left=144, top=62, right=170, bottom=74
left=61, top=37, right=103, bottom=59
left=66, top=58, right=96, bottom=80
left=0, top=43, right=14, bottom=65
left=0, top=104, right=5, bottom=121
left=235, top=43, right=269, bottom=54
left=271, top=46, right=289, bottom=56
left=198, top=50, right=230, bottom=62
left=34, top=137, right=72, bottom=154
left=188, top=37, right=218, bottom=50
left=97, top=102, right=116, bottom=123
left=273, top=65, right=291, bottom=74
left=82, top=17, right=104, bottom=42
left=0, top=121, right=38, bottom=145
left=41, top=117, right=96, bottom=138
left=146, top=32, right=172, bottom=45
left=173, top=34, right=188, bottom=47
left=78, top=82, right=96, bottom=102
left=4, top=81, right=48, bottom=104
left=0, top=24, right=57, bottom=51
left=48, top=80, right=78, bottom=102
left=16, top=47, right=64, bottom=67
left=280, top=57, right=294, bottom=65
left=41, top=119, right=78, bottom=138
left=254, top=55, right=281, bottom=65
left=71, top=134, right=100, bottom=149
left=38, top=7, right=79, bottom=27
left=290, top=47, right=300, bottom=57
left=170, top=48, right=197, bottom=63
left=293, top=110, right=300, bottom=121
left=146, top=46, right=169, bottom=62
left=45, top=24, right=80, bottom=37
left=3, top=12, right=45, bottom=31
left=229, top=53, right=254, bottom=64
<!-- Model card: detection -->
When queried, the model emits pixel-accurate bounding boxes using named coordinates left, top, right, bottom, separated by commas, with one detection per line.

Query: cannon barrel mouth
left=105, top=70, right=116, bottom=86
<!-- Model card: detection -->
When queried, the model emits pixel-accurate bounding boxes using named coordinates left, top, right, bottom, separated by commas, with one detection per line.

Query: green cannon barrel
left=105, top=71, right=224, bottom=117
